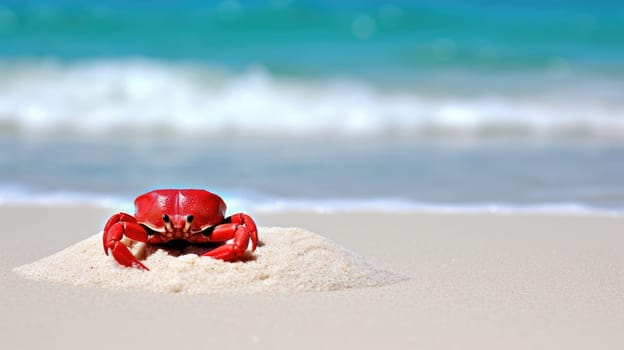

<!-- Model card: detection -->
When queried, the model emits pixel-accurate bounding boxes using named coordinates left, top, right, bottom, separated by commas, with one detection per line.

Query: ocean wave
left=0, top=184, right=129, bottom=209
left=1, top=59, right=624, bottom=140
left=0, top=185, right=621, bottom=217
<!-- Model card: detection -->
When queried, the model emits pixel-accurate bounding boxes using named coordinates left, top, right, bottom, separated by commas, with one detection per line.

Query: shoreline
left=1, top=204, right=623, bottom=349
left=2, top=198, right=623, bottom=218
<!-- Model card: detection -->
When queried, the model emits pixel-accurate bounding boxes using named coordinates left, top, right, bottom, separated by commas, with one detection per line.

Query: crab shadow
left=133, top=240, right=265, bottom=263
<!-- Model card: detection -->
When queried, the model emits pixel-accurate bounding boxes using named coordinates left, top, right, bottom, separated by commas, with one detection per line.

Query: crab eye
left=183, top=215, right=194, bottom=233
left=162, top=214, right=170, bottom=223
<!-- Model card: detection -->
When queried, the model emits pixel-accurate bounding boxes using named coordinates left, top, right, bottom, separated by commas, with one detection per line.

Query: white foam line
left=0, top=185, right=130, bottom=211
left=1, top=188, right=621, bottom=217
left=248, top=198, right=624, bottom=217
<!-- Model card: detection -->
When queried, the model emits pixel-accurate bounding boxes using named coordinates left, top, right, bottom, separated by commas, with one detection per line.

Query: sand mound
left=14, top=227, right=402, bottom=294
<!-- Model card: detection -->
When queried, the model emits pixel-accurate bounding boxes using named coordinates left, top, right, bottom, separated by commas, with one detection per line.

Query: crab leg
left=102, top=212, right=150, bottom=270
left=227, top=213, right=258, bottom=251
left=202, top=223, right=253, bottom=261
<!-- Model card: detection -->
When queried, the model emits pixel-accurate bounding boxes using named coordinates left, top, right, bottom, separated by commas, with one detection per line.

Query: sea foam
left=0, top=185, right=621, bottom=217
left=1, top=59, right=623, bottom=140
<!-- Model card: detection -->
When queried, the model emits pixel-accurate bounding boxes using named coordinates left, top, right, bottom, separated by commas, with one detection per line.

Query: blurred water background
left=1, top=0, right=623, bottom=214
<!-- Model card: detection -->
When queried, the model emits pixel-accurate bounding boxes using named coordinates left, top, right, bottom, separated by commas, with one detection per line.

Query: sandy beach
left=3, top=1, right=624, bottom=349
left=1, top=204, right=623, bottom=349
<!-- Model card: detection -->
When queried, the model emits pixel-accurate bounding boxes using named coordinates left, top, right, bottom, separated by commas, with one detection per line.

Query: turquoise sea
left=0, top=1, right=623, bottom=214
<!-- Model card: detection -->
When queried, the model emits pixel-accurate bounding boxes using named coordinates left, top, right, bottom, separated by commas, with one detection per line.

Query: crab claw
left=103, top=212, right=150, bottom=271
left=109, top=238, right=149, bottom=271
left=201, top=213, right=259, bottom=261
left=201, top=224, right=252, bottom=261
left=103, top=212, right=138, bottom=254
left=228, top=213, right=258, bottom=252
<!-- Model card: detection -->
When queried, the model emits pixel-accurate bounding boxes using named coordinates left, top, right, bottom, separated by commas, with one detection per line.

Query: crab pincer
left=103, top=213, right=150, bottom=270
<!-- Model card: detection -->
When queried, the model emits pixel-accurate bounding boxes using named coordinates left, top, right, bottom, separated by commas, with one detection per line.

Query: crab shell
left=134, top=189, right=226, bottom=234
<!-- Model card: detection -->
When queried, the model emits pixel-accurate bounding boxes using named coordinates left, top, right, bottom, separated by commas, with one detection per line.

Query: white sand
left=14, top=226, right=403, bottom=294
left=3, top=205, right=624, bottom=350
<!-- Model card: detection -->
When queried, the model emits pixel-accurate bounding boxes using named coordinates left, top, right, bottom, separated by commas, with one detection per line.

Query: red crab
left=102, top=189, right=258, bottom=270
